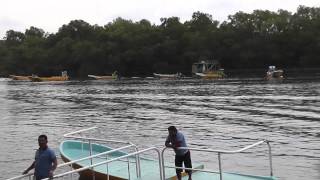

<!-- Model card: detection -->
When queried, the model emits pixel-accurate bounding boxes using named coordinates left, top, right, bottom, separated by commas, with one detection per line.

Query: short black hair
left=38, top=134, right=48, bottom=140
left=168, top=126, right=177, bottom=132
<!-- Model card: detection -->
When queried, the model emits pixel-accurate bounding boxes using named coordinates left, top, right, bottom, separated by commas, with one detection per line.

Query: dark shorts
left=175, top=150, right=192, bottom=174
left=35, top=177, right=47, bottom=180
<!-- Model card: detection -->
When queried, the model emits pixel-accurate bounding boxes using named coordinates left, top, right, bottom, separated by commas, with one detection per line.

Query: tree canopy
left=0, top=6, right=319, bottom=77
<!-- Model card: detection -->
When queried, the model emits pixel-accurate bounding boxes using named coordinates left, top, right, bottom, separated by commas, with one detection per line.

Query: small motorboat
left=58, top=127, right=277, bottom=180
left=265, top=66, right=284, bottom=81
left=60, top=140, right=183, bottom=180
left=192, top=60, right=226, bottom=79
left=9, top=75, right=32, bottom=81
left=195, top=71, right=225, bottom=79
left=7, top=127, right=278, bottom=180
left=88, top=71, right=119, bottom=80
left=30, top=71, right=69, bottom=82
left=88, top=75, right=117, bottom=80
left=153, top=73, right=182, bottom=79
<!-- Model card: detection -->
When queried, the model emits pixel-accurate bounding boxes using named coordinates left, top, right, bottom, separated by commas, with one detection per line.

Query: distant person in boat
left=165, top=126, right=192, bottom=180
left=23, top=134, right=58, bottom=180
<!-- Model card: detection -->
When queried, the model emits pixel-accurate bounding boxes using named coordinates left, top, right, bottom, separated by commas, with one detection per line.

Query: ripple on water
left=0, top=79, right=319, bottom=180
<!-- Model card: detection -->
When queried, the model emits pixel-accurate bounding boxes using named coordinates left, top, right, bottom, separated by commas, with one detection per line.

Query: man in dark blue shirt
left=23, top=135, right=58, bottom=180
left=165, top=126, right=192, bottom=180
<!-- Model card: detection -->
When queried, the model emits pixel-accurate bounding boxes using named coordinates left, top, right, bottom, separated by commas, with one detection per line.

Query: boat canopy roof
left=193, top=60, right=220, bottom=65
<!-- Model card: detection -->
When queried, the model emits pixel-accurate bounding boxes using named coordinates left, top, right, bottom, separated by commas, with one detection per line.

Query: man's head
left=38, top=134, right=48, bottom=149
left=168, top=126, right=177, bottom=137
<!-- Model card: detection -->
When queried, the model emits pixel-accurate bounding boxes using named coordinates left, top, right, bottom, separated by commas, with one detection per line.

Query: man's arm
left=49, top=157, right=58, bottom=178
left=165, top=136, right=173, bottom=147
left=23, top=161, right=35, bottom=174
left=165, top=140, right=172, bottom=147
left=165, top=137, right=178, bottom=151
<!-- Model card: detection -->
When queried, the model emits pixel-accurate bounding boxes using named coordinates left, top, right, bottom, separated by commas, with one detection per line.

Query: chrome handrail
left=58, top=144, right=135, bottom=168
left=63, top=127, right=142, bottom=177
left=6, top=129, right=139, bottom=180
left=177, top=140, right=266, bottom=154
left=63, top=126, right=98, bottom=137
left=43, top=147, right=163, bottom=180
left=6, top=173, right=33, bottom=180
left=7, top=127, right=273, bottom=180
left=64, top=135, right=135, bottom=145
left=161, top=140, right=273, bottom=180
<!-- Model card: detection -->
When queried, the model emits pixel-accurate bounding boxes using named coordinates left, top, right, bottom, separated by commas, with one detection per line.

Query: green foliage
left=0, top=6, right=320, bottom=77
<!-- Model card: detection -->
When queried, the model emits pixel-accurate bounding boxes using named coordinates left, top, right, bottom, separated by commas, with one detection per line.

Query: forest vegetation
left=0, top=5, right=319, bottom=77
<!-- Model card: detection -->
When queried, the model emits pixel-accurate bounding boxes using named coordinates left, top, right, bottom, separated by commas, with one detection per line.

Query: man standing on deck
left=165, top=126, right=192, bottom=180
left=23, top=134, right=58, bottom=180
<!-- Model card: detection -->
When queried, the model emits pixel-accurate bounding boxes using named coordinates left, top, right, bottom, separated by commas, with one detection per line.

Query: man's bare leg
left=177, top=172, right=182, bottom=180
left=188, top=172, right=192, bottom=180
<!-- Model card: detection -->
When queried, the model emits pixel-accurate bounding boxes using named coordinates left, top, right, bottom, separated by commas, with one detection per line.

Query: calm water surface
left=0, top=78, right=319, bottom=180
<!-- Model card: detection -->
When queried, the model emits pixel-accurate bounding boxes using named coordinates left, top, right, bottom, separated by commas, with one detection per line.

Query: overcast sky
left=1, top=0, right=319, bottom=39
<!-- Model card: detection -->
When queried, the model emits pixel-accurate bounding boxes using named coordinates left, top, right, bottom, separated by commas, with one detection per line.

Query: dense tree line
left=0, top=6, right=319, bottom=77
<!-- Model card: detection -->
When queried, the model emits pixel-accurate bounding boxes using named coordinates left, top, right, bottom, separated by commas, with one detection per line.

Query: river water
left=0, top=78, right=319, bottom=180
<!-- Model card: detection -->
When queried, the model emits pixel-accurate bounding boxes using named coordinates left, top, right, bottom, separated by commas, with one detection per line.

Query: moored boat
left=58, top=128, right=277, bottom=180
left=9, top=75, right=32, bottom=81
left=60, top=140, right=181, bottom=180
left=153, top=73, right=182, bottom=79
left=195, top=71, right=225, bottom=79
left=192, top=60, right=226, bottom=79
left=265, top=66, right=284, bottom=80
left=60, top=140, right=131, bottom=180
left=7, top=127, right=278, bottom=180
left=88, top=75, right=117, bottom=80
left=30, top=71, right=69, bottom=82
left=88, top=71, right=119, bottom=80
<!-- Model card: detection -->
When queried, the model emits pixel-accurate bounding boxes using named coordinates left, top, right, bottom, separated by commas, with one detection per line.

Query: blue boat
left=7, top=127, right=277, bottom=180
left=59, top=139, right=277, bottom=180
left=60, top=140, right=194, bottom=180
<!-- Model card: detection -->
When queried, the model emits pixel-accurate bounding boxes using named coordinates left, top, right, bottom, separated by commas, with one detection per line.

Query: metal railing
left=43, top=147, right=162, bottom=180
left=7, top=127, right=274, bottom=180
left=7, top=127, right=143, bottom=180
left=62, top=127, right=142, bottom=178
left=7, top=173, right=34, bottom=180
left=58, top=144, right=135, bottom=178
left=161, top=140, right=273, bottom=180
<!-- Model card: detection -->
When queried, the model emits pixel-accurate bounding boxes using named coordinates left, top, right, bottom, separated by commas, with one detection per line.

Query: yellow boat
left=195, top=71, right=225, bottom=79
left=9, top=75, right=32, bottom=81
left=30, top=71, right=69, bottom=82
left=192, top=60, right=226, bottom=79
